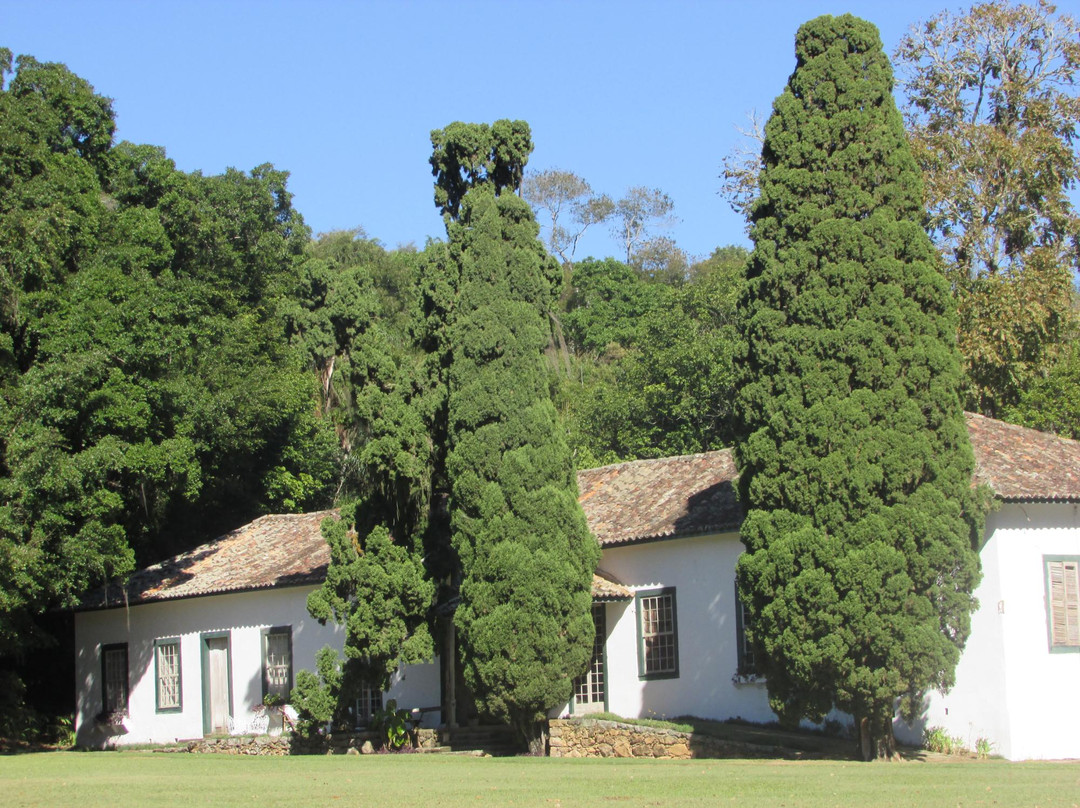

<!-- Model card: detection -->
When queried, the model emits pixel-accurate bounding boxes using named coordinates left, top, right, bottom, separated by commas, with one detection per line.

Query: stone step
left=441, top=725, right=522, bottom=756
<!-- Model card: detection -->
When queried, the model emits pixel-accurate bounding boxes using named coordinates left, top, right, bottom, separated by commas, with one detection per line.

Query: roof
left=592, top=570, right=633, bottom=602
left=966, top=412, right=1080, bottom=502
left=576, top=450, right=740, bottom=547
left=82, top=414, right=1080, bottom=610
left=79, top=511, right=338, bottom=610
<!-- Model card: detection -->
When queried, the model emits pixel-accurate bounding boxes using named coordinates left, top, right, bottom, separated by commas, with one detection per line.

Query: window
left=262, top=627, right=293, bottom=700
left=573, top=604, right=607, bottom=711
left=355, top=683, right=383, bottom=728
left=735, top=581, right=760, bottom=677
left=101, top=643, right=129, bottom=715
left=1046, top=557, right=1080, bottom=652
left=155, top=638, right=182, bottom=712
left=636, top=587, right=678, bottom=679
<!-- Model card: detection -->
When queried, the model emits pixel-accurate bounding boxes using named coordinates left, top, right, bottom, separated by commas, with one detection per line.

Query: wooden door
left=204, top=636, right=231, bottom=734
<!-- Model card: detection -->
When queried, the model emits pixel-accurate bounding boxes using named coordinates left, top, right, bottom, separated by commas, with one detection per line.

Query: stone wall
left=548, top=718, right=786, bottom=759
left=186, top=736, right=292, bottom=755
left=185, top=728, right=439, bottom=756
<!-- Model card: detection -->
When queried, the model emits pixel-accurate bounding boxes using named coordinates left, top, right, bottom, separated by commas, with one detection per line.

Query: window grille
left=574, top=604, right=606, bottom=706
left=637, top=588, right=678, bottom=678
left=263, top=628, right=292, bottom=699
left=356, top=684, right=383, bottom=728
left=102, top=644, right=129, bottom=714
left=155, top=640, right=181, bottom=711
left=735, top=581, right=759, bottom=676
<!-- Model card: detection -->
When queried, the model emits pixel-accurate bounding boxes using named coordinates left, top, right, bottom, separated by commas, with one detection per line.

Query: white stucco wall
left=895, top=502, right=1080, bottom=760
left=74, top=585, right=441, bottom=748
left=564, top=533, right=773, bottom=724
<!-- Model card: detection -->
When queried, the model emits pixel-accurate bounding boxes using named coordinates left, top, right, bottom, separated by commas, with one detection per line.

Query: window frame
left=100, top=642, right=129, bottom=716
left=354, top=682, right=383, bottom=729
left=1044, top=555, right=1080, bottom=653
left=734, top=580, right=760, bottom=677
left=154, top=637, right=183, bottom=713
left=571, top=602, right=608, bottom=713
left=261, top=626, right=294, bottom=701
left=636, top=587, right=679, bottom=680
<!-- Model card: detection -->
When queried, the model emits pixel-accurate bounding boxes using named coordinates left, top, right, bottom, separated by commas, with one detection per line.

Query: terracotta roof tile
left=81, top=415, right=1080, bottom=610
left=80, top=511, right=338, bottom=609
left=576, top=450, right=740, bottom=546
left=592, top=569, right=633, bottom=601
left=966, top=412, right=1080, bottom=502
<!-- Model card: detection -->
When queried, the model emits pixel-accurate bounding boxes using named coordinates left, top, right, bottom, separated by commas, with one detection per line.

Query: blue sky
left=5, top=0, right=1030, bottom=262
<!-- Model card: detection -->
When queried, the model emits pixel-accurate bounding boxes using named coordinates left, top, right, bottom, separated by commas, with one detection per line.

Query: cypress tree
left=733, top=15, right=983, bottom=760
left=444, top=178, right=599, bottom=753
left=302, top=261, right=436, bottom=713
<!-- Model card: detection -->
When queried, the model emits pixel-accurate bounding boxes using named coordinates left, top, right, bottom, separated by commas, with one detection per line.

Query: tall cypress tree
left=733, top=15, right=983, bottom=760
left=443, top=173, right=599, bottom=752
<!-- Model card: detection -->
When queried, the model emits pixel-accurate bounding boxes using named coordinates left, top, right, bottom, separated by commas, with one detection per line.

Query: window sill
left=639, top=670, right=680, bottom=681
left=731, top=673, right=765, bottom=685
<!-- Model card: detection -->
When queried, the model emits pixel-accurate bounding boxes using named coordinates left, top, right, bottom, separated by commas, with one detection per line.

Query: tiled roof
left=592, top=570, right=633, bottom=601
left=576, top=450, right=740, bottom=547
left=82, top=415, right=1080, bottom=610
left=79, top=511, right=338, bottom=609
left=966, top=412, right=1080, bottom=502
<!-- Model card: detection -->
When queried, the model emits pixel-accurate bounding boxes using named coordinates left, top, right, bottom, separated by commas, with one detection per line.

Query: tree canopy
left=430, top=120, right=532, bottom=223
left=896, top=0, right=1080, bottom=417
left=0, top=53, right=339, bottom=659
left=733, top=15, right=983, bottom=760
left=440, top=136, right=598, bottom=751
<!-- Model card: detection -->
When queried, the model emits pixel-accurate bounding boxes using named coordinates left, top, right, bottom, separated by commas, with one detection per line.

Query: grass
left=2, top=751, right=1079, bottom=808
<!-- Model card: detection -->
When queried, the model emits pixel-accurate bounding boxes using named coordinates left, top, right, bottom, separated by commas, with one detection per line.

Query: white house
left=74, top=511, right=443, bottom=748
left=891, top=414, right=1080, bottom=760
left=74, top=414, right=1080, bottom=759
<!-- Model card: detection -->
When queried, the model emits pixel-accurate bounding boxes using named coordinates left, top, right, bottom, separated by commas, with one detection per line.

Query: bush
left=923, top=726, right=970, bottom=756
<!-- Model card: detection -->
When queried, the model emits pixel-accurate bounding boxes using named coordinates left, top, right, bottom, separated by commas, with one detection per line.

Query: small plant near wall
left=373, top=699, right=410, bottom=751
left=922, top=726, right=953, bottom=754
left=94, top=710, right=127, bottom=727
left=261, top=693, right=295, bottom=735
left=50, top=715, right=75, bottom=748
left=975, top=737, right=994, bottom=759
left=923, top=726, right=975, bottom=756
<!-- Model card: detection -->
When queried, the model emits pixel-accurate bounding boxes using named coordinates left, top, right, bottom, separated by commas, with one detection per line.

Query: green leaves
left=430, top=120, right=532, bottom=222
left=896, top=0, right=1080, bottom=416
left=734, top=14, right=981, bottom=759
left=0, top=53, right=340, bottom=656
left=442, top=167, right=599, bottom=746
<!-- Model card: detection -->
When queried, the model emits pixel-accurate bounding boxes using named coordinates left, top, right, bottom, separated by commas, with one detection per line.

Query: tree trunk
left=514, top=716, right=548, bottom=756
left=857, top=709, right=900, bottom=761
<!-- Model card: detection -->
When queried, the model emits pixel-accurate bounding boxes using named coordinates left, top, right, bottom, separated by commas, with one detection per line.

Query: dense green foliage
left=733, top=16, right=982, bottom=759
left=288, top=228, right=442, bottom=699
left=896, top=0, right=1080, bottom=418
left=557, top=248, right=747, bottom=465
left=306, top=506, right=434, bottom=691
left=430, top=120, right=532, bottom=223
left=0, top=53, right=338, bottom=658
left=443, top=175, right=599, bottom=749
left=289, top=645, right=345, bottom=738
left=5, top=5, right=1077, bottom=738
left=1006, top=342, right=1080, bottom=439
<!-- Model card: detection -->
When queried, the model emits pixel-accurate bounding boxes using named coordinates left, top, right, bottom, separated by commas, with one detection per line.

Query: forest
left=1, top=0, right=1078, bottom=751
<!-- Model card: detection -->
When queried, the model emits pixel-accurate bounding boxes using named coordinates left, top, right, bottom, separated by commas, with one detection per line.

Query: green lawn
left=2, top=752, right=1079, bottom=808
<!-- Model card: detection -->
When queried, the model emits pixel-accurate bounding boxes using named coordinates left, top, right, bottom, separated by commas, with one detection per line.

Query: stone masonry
left=548, top=718, right=789, bottom=759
